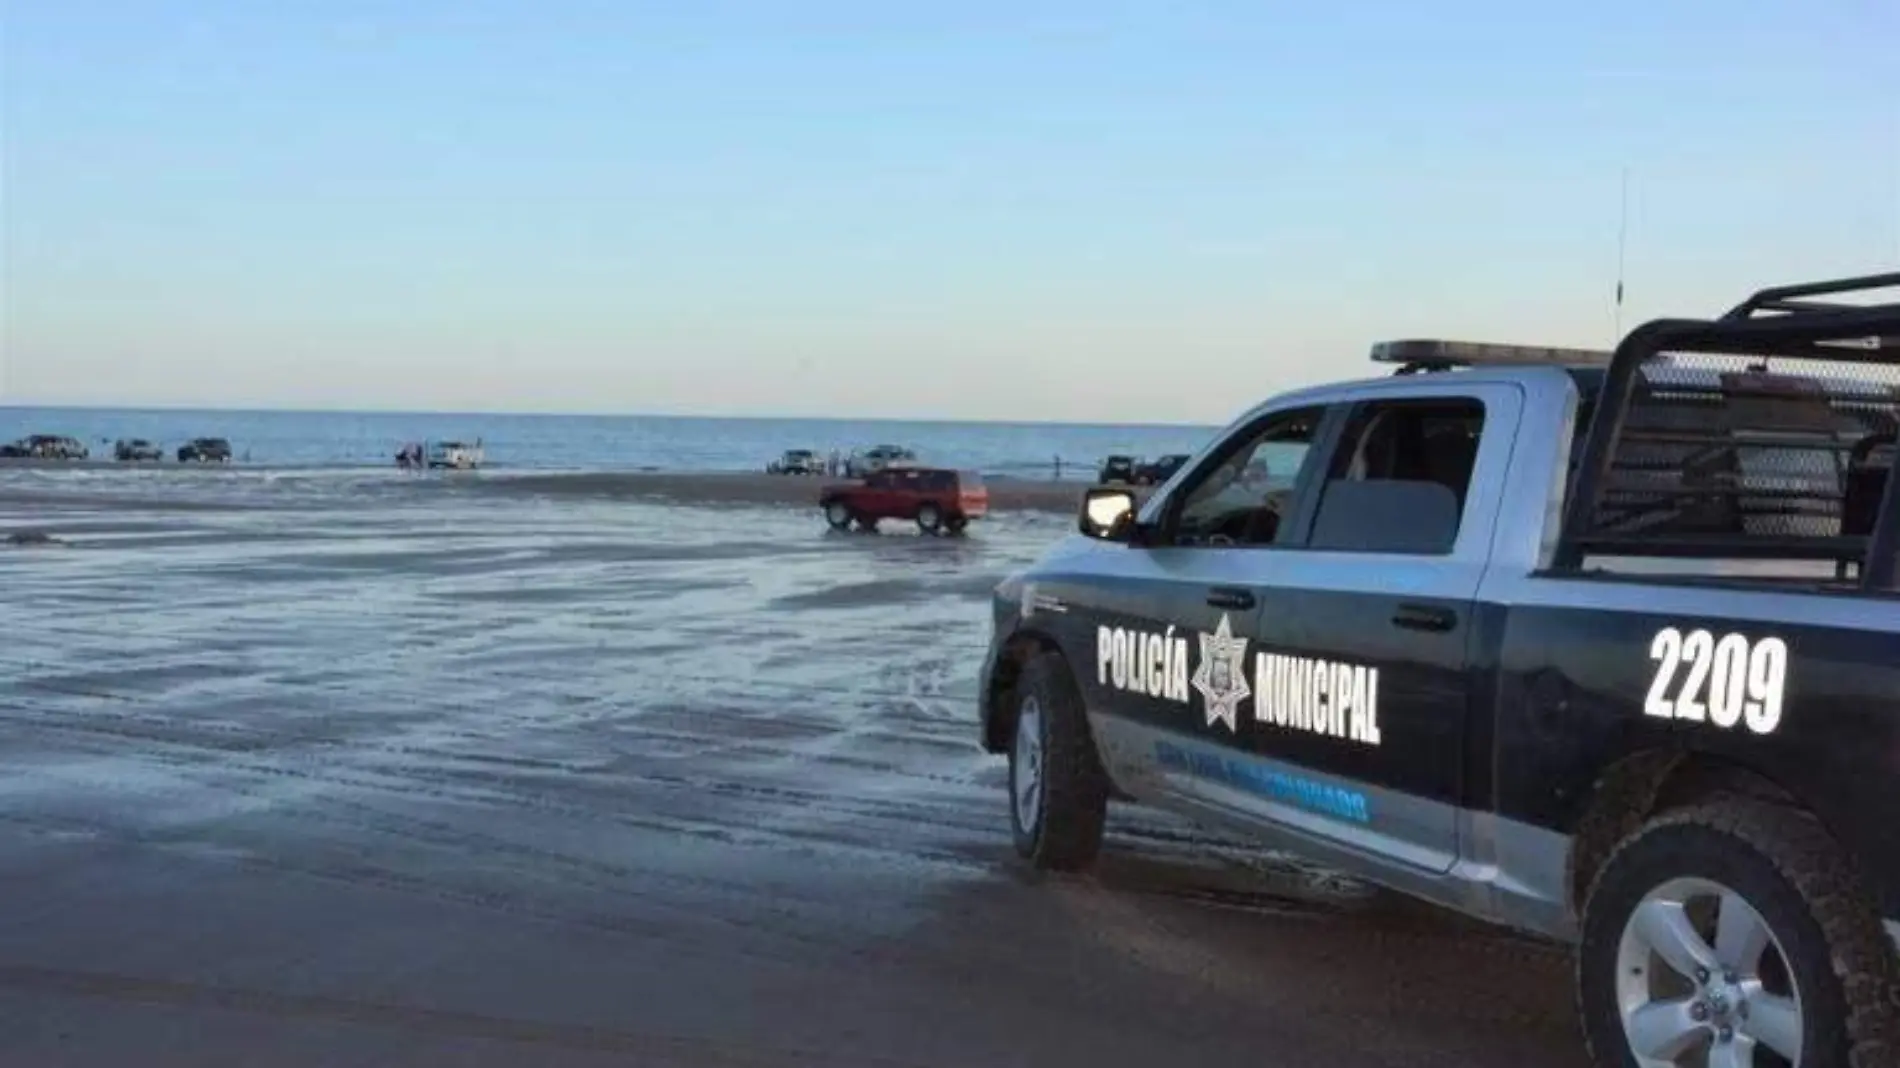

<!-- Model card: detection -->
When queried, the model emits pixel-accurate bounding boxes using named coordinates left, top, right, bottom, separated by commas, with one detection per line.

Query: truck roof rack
left=1370, top=339, right=1614, bottom=376
left=1556, top=269, right=1900, bottom=589
left=1720, top=271, right=1900, bottom=324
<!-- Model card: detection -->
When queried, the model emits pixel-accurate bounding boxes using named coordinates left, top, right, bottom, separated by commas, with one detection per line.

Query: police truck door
left=1248, top=385, right=1520, bottom=875
left=1082, top=404, right=1334, bottom=809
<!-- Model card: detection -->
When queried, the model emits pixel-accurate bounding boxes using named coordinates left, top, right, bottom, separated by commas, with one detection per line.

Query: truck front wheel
left=1008, top=651, right=1108, bottom=872
left=1576, top=799, right=1900, bottom=1068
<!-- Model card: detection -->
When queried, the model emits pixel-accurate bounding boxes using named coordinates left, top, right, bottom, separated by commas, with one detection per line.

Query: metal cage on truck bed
left=1553, top=271, right=1900, bottom=589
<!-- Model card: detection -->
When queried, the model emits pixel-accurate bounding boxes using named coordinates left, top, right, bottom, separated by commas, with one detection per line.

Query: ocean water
left=0, top=406, right=1221, bottom=479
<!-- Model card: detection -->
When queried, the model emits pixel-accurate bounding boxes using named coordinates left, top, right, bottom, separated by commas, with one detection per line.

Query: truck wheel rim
left=826, top=502, right=849, bottom=524
left=1012, top=697, right=1044, bottom=832
left=1613, top=875, right=1804, bottom=1066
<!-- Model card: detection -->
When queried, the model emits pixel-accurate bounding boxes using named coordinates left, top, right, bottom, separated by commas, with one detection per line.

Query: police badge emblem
left=1190, top=613, right=1251, bottom=732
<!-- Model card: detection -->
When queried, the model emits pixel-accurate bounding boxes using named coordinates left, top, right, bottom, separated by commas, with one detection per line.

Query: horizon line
left=0, top=399, right=1222, bottom=432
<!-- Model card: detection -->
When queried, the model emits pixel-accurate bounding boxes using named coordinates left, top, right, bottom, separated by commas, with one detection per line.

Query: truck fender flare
left=983, top=627, right=1071, bottom=753
left=1564, top=746, right=1807, bottom=918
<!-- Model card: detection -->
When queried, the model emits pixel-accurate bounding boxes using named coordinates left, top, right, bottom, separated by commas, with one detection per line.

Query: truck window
left=1168, top=406, right=1323, bottom=547
left=1307, top=398, right=1486, bottom=556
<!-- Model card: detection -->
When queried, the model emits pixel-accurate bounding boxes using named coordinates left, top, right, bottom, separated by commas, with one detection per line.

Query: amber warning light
left=1369, top=339, right=1616, bottom=370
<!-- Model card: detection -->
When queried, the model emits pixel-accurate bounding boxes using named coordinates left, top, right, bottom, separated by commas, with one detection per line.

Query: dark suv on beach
left=177, top=437, right=233, bottom=463
left=976, top=272, right=1900, bottom=1068
left=1097, top=455, right=1138, bottom=484
left=1134, top=453, right=1190, bottom=485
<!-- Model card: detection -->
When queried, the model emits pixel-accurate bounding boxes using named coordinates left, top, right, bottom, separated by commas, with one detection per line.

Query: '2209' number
left=1645, top=627, right=1788, bottom=735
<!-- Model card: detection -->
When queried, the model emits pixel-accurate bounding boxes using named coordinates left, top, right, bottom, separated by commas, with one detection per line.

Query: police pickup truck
left=977, top=272, right=1900, bottom=1068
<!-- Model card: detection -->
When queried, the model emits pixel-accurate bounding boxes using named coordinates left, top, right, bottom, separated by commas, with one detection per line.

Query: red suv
left=819, top=466, right=988, bottom=535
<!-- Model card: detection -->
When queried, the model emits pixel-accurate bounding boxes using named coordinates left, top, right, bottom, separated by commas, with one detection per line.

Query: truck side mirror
left=1079, top=487, right=1138, bottom=541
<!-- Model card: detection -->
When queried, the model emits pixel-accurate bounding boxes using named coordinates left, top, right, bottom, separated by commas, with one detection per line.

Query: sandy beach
left=0, top=465, right=1585, bottom=1067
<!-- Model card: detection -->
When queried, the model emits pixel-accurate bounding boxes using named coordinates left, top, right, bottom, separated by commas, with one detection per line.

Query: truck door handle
left=1206, top=587, right=1256, bottom=610
left=1391, top=604, right=1456, bottom=633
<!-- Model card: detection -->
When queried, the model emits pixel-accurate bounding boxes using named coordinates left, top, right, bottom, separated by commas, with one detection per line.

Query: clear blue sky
left=3, top=1, right=1897, bottom=422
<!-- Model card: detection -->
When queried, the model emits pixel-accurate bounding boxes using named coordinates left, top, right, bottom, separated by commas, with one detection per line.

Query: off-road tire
left=916, top=504, right=943, bottom=534
left=823, top=500, right=852, bottom=530
left=1009, top=651, right=1109, bottom=872
left=1576, top=798, right=1900, bottom=1068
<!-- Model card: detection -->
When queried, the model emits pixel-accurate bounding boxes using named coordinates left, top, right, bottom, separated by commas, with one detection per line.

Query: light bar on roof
left=1370, top=339, right=1615, bottom=367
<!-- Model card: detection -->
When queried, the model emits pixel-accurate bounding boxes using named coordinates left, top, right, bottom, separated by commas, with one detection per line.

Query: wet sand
left=473, top=470, right=1148, bottom=514
left=0, top=469, right=1586, bottom=1067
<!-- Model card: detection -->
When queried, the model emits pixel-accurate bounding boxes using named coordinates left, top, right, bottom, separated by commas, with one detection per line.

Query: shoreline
left=0, top=461, right=1159, bottom=516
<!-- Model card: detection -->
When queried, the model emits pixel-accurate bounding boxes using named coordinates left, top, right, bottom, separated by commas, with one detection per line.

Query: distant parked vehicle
left=819, top=466, right=987, bottom=535
left=1134, top=453, right=1191, bottom=486
left=5, top=434, right=90, bottom=460
left=1096, top=454, right=1138, bottom=484
left=767, top=448, right=823, bottom=475
left=845, top=444, right=917, bottom=477
left=177, top=437, right=233, bottom=463
left=426, top=439, right=484, bottom=470
left=114, top=438, right=164, bottom=462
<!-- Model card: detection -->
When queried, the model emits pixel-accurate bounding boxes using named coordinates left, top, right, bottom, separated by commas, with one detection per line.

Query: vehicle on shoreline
left=845, top=444, right=916, bottom=477
left=819, top=465, right=987, bottom=535
left=767, top=448, right=824, bottom=475
left=425, top=439, right=484, bottom=470
left=1133, top=452, right=1191, bottom=485
left=1096, top=454, right=1138, bottom=484
left=1098, top=453, right=1193, bottom=487
left=177, top=437, right=233, bottom=463
left=114, top=438, right=164, bottom=462
left=1, top=434, right=89, bottom=460
left=977, top=272, right=1900, bottom=1068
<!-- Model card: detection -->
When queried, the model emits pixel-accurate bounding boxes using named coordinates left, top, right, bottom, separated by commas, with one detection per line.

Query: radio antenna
left=1613, top=167, right=1630, bottom=343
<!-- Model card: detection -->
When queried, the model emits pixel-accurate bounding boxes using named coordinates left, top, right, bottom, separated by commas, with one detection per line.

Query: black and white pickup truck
left=977, top=273, right=1900, bottom=1067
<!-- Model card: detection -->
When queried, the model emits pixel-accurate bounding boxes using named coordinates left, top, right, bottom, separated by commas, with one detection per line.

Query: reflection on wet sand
left=0, top=467, right=1585, bottom=1067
